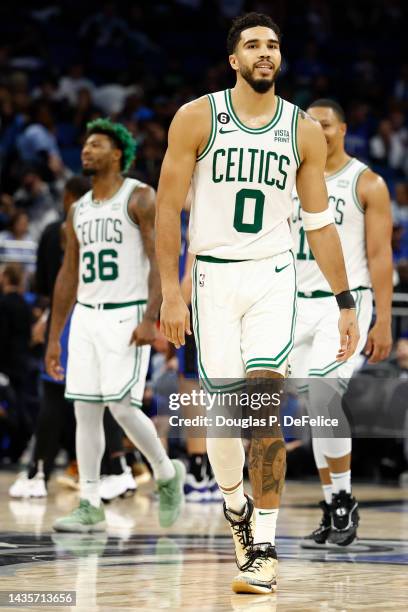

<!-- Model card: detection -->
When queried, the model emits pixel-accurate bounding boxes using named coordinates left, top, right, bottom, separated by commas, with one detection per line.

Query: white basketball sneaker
left=100, top=469, right=137, bottom=503
left=9, top=472, right=47, bottom=498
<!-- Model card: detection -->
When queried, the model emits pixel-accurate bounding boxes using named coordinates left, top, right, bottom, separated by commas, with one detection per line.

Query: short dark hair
left=227, top=12, right=281, bottom=55
left=3, top=263, right=24, bottom=287
left=64, top=176, right=90, bottom=199
left=308, top=98, right=346, bottom=123
left=85, top=118, right=137, bottom=172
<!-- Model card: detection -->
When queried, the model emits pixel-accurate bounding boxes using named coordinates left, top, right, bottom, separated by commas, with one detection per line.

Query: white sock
left=81, top=480, right=101, bottom=508
left=254, top=508, right=279, bottom=545
left=120, top=456, right=128, bottom=473
left=206, top=437, right=246, bottom=514
left=75, top=401, right=106, bottom=508
left=322, top=483, right=333, bottom=505
left=221, top=480, right=247, bottom=515
left=108, top=401, right=175, bottom=481
left=330, top=470, right=351, bottom=494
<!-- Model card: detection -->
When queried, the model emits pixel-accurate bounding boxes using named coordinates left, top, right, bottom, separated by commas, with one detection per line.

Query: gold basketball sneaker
left=223, top=494, right=255, bottom=570
left=232, top=542, right=278, bottom=594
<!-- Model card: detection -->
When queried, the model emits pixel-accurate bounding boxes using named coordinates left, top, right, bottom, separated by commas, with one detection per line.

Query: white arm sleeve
left=302, top=208, right=334, bottom=230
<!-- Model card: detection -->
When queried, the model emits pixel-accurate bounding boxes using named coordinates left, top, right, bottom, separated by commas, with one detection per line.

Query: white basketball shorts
left=65, top=301, right=150, bottom=406
left=290, top=287, right=373, bottom=392
left=191, top=250, right=297, bottom=391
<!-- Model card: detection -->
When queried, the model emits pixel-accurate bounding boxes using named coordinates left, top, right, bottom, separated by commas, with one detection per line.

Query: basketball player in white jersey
left=290, top=99, right=393, bottom=547
left=45, top=119, right=185, bottom=532
left=156, top=13, right=360, bottom=594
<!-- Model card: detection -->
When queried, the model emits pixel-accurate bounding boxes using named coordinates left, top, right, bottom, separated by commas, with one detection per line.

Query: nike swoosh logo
left=119, top=317, right=133, bottom=323
left=275, top=263, right=291, bottom=273
left=219, top=127, right=238, bottom=134
left=259, top=511, right=275, bottom=515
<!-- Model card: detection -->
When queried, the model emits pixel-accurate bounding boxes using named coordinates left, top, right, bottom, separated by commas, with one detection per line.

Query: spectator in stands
left=0, top=263, right=32, bottom=414
left=392, top=182, right=408, bottom=225
left=393, top=63, right=408, bottom=109
left=345, top=102, right=373, bottom=162
left=16, top=100, right=63, bottom=181
left=0, top=210, right=36, bottom=276
left=13, top=166, right=59, bottom=241
left=57, top=64, right=94, bottom=107
left=370, top=111, right=408, bottom=178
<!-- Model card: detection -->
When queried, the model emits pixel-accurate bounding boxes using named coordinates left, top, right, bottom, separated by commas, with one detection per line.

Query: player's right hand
left=337, top=309, right=360, bottom=362
left=160, top=293, right=191, bottom=349
left=45, top=339, right=64, bottom=381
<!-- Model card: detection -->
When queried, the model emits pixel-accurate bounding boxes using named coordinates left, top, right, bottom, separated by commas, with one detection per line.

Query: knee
left=108, top=401, right=128, bottom=423
left=207, top=437, right=244, bottom=465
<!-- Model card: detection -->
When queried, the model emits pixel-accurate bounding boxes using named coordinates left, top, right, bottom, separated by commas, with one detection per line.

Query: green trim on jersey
left=130, top=399, right=143, bottom=408
left=196, top=255, right=249, bottom=263
left=197, top=94, right=217, bottom=161
left=352, top=165, right=369, bottom=214
left=308, top=289, right=363, bottom=377
left=297, top=384, right=309, bottom=393
left=89, top=179, right=128, bottom=207
left=325, top=158, right=355, bottom=182
left=78, top=300, right=147, bottom=310
left=291, top=106, right=301, bottom=167
left=64, top=392, right=104, bottom=402
left=225, top=90, right=283, bottom=134
left=245, top=251, right=297, bottom=372
left=338, top=378, right=349, bottom=392
left=192, top=259, right=246, bottom=392
left=72, top=200, right=81, bottom=228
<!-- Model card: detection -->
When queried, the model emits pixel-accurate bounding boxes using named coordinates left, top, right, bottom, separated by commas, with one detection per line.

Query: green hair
left=85, top=118, right=137, bottom=172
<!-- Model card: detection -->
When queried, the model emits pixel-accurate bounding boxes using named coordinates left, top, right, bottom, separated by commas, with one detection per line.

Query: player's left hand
left=130, top=317, right=157, bottom=346
left=364, top=320, right=392, bottom=364
left=337, top=309, right=360, bottom=362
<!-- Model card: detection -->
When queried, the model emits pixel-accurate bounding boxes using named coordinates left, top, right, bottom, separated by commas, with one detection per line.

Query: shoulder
left=128, top=182, right=156, bottom=225
left=174, top=95, right=213, bottom=122
left=170, top=95, right=212, bottom=137
left=130, top=182, right=155, bottom=205
left=356, top=164, right=389, bottom=203
left=296, top=109, right=326, bottom=163
left=297, top=108, right=324, bottom=137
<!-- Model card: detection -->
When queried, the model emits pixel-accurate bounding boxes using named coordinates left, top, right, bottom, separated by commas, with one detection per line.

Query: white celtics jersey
left=291, top=157, right=371, bottom=293
left=73, top=178, right=149, bottom=304
left=189, top=90, right=301, bottom=260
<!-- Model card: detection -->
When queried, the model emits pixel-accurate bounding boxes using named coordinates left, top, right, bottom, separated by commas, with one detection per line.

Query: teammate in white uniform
left=156, top=14, right=360, bottom=594
left=290, top=99, right=393, bottom=546
left=46, top=119, right=185, bottom=532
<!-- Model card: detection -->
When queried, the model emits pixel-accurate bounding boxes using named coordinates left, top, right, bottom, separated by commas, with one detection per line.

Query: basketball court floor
left=0, top=472, right=407, bottom=611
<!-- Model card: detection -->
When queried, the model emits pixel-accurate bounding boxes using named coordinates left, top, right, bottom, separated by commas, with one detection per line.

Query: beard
left=241, top=65, right=280, bottom=93
left=82, top=167, right=97, bottom=176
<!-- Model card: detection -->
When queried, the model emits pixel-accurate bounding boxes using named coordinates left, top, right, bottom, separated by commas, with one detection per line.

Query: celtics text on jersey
left=73, top=178, right=149, bottom=304
left=189, top=90, right=301, bottom=260
left=291, top=157, right=371, bottom=293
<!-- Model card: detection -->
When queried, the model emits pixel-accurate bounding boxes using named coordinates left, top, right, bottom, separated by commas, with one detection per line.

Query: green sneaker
left=157, top=459, right=186, bottom=528
left=53, top=499, right=106, bottom=533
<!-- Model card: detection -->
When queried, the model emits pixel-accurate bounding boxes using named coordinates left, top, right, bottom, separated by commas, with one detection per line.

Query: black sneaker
left=224, top=494, right=255, bottom=570
left=328, top=490, right=359, bottom=546
left=301, top=500, right=332, bottom=547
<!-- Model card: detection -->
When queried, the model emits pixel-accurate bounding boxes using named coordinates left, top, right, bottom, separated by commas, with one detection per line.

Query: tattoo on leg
left=249, top=438, right=286, bottom=498
left=263, top=439, right=286, bottom=496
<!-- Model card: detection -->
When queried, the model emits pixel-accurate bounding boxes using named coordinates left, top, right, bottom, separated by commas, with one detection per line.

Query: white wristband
left=302, top=208, right=334, bottom=231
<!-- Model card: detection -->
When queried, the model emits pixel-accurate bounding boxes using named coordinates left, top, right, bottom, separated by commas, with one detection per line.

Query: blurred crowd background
left=0, top=0, right=407, bottom=484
